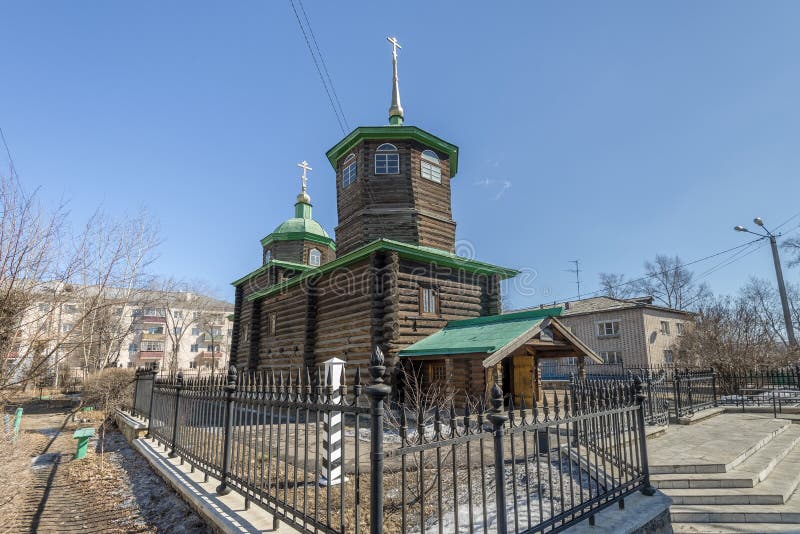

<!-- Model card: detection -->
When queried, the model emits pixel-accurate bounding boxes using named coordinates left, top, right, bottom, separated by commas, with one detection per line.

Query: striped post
left=320, top=357, right=345, bottom=486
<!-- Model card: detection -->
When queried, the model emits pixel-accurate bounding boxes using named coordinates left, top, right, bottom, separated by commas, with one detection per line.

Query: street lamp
left=734, top=218, right=797, bottom=346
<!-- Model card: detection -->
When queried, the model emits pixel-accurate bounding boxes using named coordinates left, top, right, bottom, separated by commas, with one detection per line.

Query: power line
left=547, top=237, right=765, bottom=304
left=289, top=0, right=348, bottom=135
left=296, top=0, right=349, bottom=131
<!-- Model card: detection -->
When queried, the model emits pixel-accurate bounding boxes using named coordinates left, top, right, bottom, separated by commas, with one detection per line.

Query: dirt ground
left=3, top=401, right=211, bottom=534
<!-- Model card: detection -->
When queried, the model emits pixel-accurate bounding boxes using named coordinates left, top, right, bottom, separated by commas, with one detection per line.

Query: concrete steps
left=653, top=425, right=800, bottom=490
left=644, top=413, right=800, bottom=529
left=649, top=416, right=791, bottom=475
left=666, top=445, right=800, bottom=504
left=673, top=522, right=800, bottom=533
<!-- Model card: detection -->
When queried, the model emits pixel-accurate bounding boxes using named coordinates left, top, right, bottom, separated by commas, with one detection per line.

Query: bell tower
left=325, top=37, right=459, bottom=256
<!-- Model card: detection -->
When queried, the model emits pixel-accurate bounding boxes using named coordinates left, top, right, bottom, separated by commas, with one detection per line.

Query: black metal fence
left=129, top=350, right=656, bottom=534
left=131, top=367, right=156, bottom=419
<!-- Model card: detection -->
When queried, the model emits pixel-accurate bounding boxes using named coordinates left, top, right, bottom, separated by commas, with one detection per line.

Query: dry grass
left=0, top=430, right=49, bottom=533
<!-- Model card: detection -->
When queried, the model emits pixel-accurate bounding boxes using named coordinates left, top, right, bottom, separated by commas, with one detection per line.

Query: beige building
left=7, top=286, right=233, bottom=385
left=553, top=296, right=695, bottom=367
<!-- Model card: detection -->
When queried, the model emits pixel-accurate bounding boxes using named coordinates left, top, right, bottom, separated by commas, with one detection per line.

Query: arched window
left=264, top=249, right=272, bottom=264
left=420, top=150, right=441, bottom=183
left=308, top=248, right=321, bottom=267
left=375, top=143, right=399, bottom=175
left=342, top=153, right=357, bottom=188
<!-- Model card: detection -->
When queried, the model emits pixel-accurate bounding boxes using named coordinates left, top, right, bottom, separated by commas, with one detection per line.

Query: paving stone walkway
left=9, top=404, right=210, bottom=533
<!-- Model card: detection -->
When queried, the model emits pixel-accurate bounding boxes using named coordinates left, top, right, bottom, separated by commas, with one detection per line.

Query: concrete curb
left=132, top=437, right=297, bottom=534
left=565, top=491, right=673, bottom=533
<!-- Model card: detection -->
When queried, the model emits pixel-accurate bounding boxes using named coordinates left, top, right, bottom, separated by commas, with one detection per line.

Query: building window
left=676, top=322, right=684, bottom=336
left=173, top=310, right=183, bottom=320
left=268, top=313, right=277, bottom=336
left=191, top=344, right=198, bottom=352
left=192, top=327, right=200, bottom=336
left=264, top=249, right=272, bottom=263
left=660, top=321, right=670, bottom=335
left=113, top=307, right=123, bottom=316
left=193, top=311, right=201, bottom=320
left=664, top=350, right=674, bottom=364
left=342, top=154, right=357, bottom=188
left=174, top=327, right=181, bottom=336
left=597, top=321, right=620, bottom=337
left=62, top=323, right=73, bottom=333
left=600, top=351, right=623, bottom=364
left=128, top=343, right=137, bottom=352
left=132, top=308, right=143, bottom=317
left=420, top=150, right=442, bottom=183
left=64, top=304, right=77, bottom=313
left=375, top=143, right=399, bottom=174
left=308, top=248, right=321, bottom=267
left=38, top=303, right=50, bottom=312
left=189, top=361, right=197, bottom=369
left=419, top=287, right=439, bottom=316
left=430, top=363, right=447, bottom=383
left=147, top=326, right=164, bottom=335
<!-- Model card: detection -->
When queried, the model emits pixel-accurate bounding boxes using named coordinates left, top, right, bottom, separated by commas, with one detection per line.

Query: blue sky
left=3, top=1, right=800, bottom=306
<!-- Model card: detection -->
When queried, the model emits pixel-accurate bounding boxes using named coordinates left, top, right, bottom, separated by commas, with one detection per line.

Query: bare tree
left=633, top=254, right=710, bottom=310
left=677, top=283, right=799, bottom=372
left=0, top=174, right=159, bottom=402
left=598, top=272, right=635, bottom=299
left=783, top=236, right=800, bottom=269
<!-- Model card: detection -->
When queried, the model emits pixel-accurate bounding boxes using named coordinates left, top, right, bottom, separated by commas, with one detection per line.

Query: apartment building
left=6, top=286, right=233, bottom=383
left=554, top=296, right=695, bottom=367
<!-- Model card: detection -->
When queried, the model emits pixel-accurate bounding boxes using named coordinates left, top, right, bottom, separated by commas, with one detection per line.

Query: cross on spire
left=297, top=160, right=312, bottom=193
left=387, top=36, right=404, bottom=125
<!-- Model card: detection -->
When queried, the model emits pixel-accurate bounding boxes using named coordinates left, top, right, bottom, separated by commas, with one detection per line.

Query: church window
left=429, top=363, right=446, bottom=383
left=264, top=249, right=272, bottom=264
left=342, top=154, right=357, bottom=188
left=420, top=150, right=441, bottom=183
left=309, top=248, right=321, bottom=267
left=419, top=286, right=439, bottom=316
left=375, top=143, right=399, bottom=174
left=268, top=312, right=277, bottom=336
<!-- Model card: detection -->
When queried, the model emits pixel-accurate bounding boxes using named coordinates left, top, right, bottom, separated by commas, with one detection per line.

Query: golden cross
left=297, top=160, right=312, bottom=193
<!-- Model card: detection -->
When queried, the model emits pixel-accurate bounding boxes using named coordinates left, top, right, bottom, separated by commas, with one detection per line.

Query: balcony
left=138, top=351, right=164, bottom=360
left=140, top=332, right=166, bottom=342
left=137, top=315, right=166, bottom=324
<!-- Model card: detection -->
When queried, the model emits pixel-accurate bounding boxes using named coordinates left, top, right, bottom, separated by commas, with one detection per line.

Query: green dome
left=260, top=200, right=336, bottom=250
left=271, top=217, right=330, bottom=239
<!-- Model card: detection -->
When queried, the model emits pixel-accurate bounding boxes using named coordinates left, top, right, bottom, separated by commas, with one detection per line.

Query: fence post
left=711, top=370, right=718, bottom=407
left=168, top=371, right=183, bottom=458
left=488, top=379, right=509, bottom=534
left=633, top=376, right=656, bottom=496
left=132, top=368, right=141, bottom=417
left=320, top=357, right=345, bottom=486
left=216, top=365, right=238, bottom=495
left=673, top=369, right=681, bottom=420
left=366, top=346, right=391, bottom=534
left=145, top=364, right=158, bottom=438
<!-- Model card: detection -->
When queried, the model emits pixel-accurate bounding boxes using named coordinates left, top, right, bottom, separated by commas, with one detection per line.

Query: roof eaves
left=247, top=239, right=519, bottom=302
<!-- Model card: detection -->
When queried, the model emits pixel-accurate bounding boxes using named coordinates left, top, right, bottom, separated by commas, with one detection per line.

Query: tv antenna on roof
left=564, top=260, right=582, bottom=300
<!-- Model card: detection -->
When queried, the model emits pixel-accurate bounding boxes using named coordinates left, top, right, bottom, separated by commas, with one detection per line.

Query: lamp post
left=735, top=218, right=797, bottom=347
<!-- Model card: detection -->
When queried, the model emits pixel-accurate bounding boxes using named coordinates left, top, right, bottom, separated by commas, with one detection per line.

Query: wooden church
left=230, top=38, right=599, bottom=405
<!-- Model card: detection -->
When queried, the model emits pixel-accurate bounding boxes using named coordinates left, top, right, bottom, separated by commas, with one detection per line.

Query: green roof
left=245, top=238, right=520, bottom=300
left=260, top=200, right=336, bottom=250
left=231, top=259, right=313, bottom=286
left=398, top=307, right=563, bottom=357
left=325, top=126, right=460, bottom=177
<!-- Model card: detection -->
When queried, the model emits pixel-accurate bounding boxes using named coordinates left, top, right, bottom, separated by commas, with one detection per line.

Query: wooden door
left=512, top=354, right=534, bottom=407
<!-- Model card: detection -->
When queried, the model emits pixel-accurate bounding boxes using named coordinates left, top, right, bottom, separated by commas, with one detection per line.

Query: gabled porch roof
left=398, top=307, right=601, bottom=367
